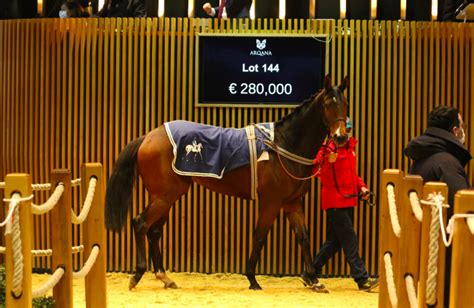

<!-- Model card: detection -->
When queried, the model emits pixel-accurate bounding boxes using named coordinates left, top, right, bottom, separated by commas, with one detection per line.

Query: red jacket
left=312, top=137, right=367, bottom=211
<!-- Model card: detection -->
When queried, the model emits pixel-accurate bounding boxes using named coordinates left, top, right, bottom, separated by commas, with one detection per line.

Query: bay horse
left=105, top=75, right=350, bottom=292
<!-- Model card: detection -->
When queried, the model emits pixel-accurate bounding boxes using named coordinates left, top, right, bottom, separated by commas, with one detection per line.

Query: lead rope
left=274, top=137, right=334, bottom=181
left=253, top=124, right=334, bottom=181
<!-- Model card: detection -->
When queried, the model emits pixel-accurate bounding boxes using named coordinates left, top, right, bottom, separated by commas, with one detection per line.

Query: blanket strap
left=245, top=125, right=258, bottom=200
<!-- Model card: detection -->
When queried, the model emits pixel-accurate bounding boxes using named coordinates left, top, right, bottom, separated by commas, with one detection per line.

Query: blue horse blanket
left=164, top=120, right=273, bottom=178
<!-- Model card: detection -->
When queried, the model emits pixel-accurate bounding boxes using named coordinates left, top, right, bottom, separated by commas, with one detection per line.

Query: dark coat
left=95, top=0, right=146, bottom=17
left=404, top=127, right=471, bottom=210
left=214, top=0, right=253, bottom=18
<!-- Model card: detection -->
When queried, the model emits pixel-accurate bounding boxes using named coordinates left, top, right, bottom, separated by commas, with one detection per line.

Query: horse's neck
left=274, top=105, right=327, bottom=159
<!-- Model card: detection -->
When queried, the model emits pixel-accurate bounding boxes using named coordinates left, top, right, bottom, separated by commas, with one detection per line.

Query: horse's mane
left=274, top=89, right=324, bottom=128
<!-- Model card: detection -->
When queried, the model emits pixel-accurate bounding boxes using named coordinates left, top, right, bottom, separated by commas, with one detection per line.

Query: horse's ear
left=339, top=76, right=349, bottom=91
left=324, top=74, right=331, bottom=91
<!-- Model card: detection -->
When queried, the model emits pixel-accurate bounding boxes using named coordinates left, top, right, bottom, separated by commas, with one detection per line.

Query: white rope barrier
left=465, top=216, right=474, bottom=235
left=31, top=183, right=52, bottom=191
left=73, top=246, right=100, bottom=279
left=0, top=196, right=21, bottom=230
left=421, top=193, right=451, bottom=246
left=11, top=195, right=24, bottom=298
left=31, top=249, right=52, bottom=257
left=0, top=245, right=84, bottom=256
left=32, top=267, right=65, bottom=298
left=72, top=245, right=84, bottom=254
left=0, top=178, right=81, bottom=191
left=386, top=184, right=401, bottom=238
left=71, top=177, right=97, bottom=225
left=31, top=184, right=64, bottom=215
left=408, top=191, right=423, bottom=222
left=71, top=178, right=81, bottom=187
left=441, top=214, right=474, bottom=246
left=383, top=252, right=398, bottom=308
left=404, top=275, right=418, bottom=308
left=420, top=192, right=445, bottom=306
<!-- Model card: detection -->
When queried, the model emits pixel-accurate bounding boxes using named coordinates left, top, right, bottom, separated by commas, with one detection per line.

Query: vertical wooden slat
left=150, top=17, right=157, bottom=130
left=453, top=23, right=459, bottom=109
left=470, top=24, right=474, bottom=181
left=13, top=22, right=20, bottom=172
left=397, top=21, right=403, bottom=169
left=429, top=23, right=435, bottom=113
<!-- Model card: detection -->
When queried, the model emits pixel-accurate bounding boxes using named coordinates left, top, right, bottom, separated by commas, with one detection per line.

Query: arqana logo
left=250, top=38, right=272, bottom=56
left=256, top=39, right=266, bottom=50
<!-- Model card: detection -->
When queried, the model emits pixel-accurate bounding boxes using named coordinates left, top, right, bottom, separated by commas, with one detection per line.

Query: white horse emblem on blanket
left=185, top=139, right=203, bottom=162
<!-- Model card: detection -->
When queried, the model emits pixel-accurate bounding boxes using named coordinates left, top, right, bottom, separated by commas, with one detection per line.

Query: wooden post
left=449, top=190, right=474, bottom=308
left=5, top=174, right=32, bottom=308
left=81, top=163, right=107, bottom=308
left=397, top=175, right=423, bottom=307
left=50, top=170, right=73, bottom=307
left=0, top=180, right=4, bottom=264
left=418, top=182, right=448, bottom=307
left=378, top=169, right=402, bottom=308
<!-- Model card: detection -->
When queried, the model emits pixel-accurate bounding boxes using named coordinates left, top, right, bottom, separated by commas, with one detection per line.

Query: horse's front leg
left=147, top=216, right=178, bottom=289
left=245, top=202, right=280, bottom=290
left=285, top=203, right=328, bottom=293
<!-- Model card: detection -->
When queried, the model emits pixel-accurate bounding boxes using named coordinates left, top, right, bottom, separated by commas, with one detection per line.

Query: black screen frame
left=195, top=33, right=329, bottom=108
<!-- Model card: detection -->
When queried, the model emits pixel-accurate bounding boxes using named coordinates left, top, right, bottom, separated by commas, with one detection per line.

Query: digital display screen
left=196, top=34, right=327, bottom=106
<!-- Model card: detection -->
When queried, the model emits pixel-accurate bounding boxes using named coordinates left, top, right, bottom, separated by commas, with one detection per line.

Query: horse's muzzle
left=334, top=135, right=348, bottom=147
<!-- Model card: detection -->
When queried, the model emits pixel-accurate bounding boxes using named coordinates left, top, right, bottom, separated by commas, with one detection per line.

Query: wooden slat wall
left=1, top=18, right=473, bottom=277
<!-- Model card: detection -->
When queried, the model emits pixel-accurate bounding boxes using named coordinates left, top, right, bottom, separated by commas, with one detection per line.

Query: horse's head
left=320, top=75, right=349, bottom=147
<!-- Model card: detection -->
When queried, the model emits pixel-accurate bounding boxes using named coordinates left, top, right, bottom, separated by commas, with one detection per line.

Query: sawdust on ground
left=32, top=272, right=378, bottom=307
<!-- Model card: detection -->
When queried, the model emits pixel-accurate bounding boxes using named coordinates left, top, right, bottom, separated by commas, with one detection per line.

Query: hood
left=404, top=127, right=472, bottom=167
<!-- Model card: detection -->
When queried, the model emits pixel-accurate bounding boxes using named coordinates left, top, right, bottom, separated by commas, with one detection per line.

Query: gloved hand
left=360, top=187, right=371, bottom=200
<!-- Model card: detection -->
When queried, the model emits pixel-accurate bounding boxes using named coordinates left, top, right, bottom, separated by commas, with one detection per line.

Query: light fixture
left=309, top=0, right=315, bottom=19
left=98, top=0, right=104, bottom=12
left=187, top=0, right=194, bottom=17
left=340, top=0, right=346, bottom=19
left=37, top=0, right=43, bottom=15
left=431, top=0, right=438, bottom=20
left=279, top=0, right=285, bottom=19
left=401, top=0, right=407, bottom=20
left=158, top=0, right=165, bottom=17
left=371, top=0, right=377, bottom=19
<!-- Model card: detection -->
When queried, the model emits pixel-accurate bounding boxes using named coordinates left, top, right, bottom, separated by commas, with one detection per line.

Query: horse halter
left=321, top=88, right=348, bottom=129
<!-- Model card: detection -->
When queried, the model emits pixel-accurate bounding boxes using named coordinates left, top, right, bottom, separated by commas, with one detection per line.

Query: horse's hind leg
left=130, top=198, right=173, bottom=290
left=147, top=216, right=178, bottom=289
left=245, top=201, right=280, bottom=290
left=285, top=204, right=328, bottom=293
left=130, top=207, right=151, bottom=290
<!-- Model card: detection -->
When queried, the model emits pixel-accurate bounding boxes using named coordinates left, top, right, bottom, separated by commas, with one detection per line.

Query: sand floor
left=33, top=272, right=378, bottom=307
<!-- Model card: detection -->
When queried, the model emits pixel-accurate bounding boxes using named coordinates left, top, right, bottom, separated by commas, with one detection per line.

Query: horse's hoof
left=299, top=272, right=315, bottom=287
left=311, top=283, right=329, bottom=293
left=129, top=277, right=138, bottom=290
left=165, top=281, right=178, bottom=289
left=249, top=284, right=262, bottom=290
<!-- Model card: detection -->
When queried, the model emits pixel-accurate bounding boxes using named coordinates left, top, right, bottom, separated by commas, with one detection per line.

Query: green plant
left=0, top=265, right=54, bottom=307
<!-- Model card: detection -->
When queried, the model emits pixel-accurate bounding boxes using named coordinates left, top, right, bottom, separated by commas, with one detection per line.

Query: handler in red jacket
left=305, top=117, right=379, bottom=292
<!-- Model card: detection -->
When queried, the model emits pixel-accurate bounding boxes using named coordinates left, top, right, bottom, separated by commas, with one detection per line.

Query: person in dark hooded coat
left=404, top=105, right=471, bottom=208
left=404, top=105, right=472, bottom=308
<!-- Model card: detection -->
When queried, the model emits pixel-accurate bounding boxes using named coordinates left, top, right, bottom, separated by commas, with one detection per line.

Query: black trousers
left=311, top=207, right=369, bottom=285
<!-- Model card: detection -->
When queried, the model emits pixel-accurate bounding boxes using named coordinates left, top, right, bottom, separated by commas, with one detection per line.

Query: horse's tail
left=105, top=136, right=146, bottom=232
